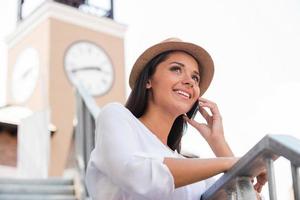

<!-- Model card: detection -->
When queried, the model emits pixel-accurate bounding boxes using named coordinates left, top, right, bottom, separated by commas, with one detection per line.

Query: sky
left=1, top=0, right=300, bottom=199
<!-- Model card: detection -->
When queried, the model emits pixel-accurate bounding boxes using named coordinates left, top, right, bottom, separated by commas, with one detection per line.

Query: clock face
left=12, top=48, right=40, bottom=103
left=64, top=41, right=114, bottom=96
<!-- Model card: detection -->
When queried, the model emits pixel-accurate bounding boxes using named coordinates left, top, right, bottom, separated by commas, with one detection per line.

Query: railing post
left=75, top=90, right=96, bottom=171
left=72, top=78, right=100, bottom=199
left=291, top=163, right=300, bottom=200
left=83, top=104, right=95, bottom=169
left=226, top=177, right=257, bottom=200
left=75, top=91, right=87, bottom=199
left=266, top=158, right=277, bottom=200
left=75, top=91, right=85, bottom=169
left=236, top=177, right=257, bottom=199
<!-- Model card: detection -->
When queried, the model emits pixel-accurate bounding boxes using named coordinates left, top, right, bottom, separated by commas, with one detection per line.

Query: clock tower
left=6, top=1, right=126, bottom=176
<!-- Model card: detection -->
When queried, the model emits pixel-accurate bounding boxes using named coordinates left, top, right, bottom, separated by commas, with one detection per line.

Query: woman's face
left=147, top=51, right=201, bottom=116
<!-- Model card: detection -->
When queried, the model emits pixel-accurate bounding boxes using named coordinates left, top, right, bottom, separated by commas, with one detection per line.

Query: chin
left=173, top=103, right=193, bottom=116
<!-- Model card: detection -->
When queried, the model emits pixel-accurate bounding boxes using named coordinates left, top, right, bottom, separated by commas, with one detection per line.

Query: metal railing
left=201, top=134, right=300, bottom=200
left=72, top=78, right=100, bottom=199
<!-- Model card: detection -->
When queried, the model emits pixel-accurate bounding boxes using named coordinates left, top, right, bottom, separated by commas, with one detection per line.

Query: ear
left=146, top=80, right=152, bottom=89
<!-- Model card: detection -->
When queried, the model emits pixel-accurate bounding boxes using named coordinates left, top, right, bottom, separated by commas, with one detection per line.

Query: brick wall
left=0, top=131, right=17, bottom=166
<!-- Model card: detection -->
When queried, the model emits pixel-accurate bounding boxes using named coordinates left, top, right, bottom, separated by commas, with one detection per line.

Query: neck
left=139, top=103, right=177, bottom=145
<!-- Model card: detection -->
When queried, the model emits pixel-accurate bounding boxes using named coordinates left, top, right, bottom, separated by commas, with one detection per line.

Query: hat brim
left=129, top=41, right=214, bottom=96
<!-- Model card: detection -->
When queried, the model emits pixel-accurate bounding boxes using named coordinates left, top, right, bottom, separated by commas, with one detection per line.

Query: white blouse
left=86, top=103, right=214, bottom=200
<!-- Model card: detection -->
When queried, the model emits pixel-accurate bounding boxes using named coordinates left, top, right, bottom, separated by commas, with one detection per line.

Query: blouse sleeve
left=87, top=103, right=175, bottom=199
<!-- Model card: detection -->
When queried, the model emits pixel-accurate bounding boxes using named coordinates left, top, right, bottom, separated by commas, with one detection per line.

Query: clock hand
left=71, top=66, right=110, bottom=74
left=22, top=68, right=33, bottom=79
left=71, top=66, right=100, bottom=73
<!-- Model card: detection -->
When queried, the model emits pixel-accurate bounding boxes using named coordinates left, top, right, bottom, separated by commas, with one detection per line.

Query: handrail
left=71, top=77, right=100, bottom=199
left=72, top=77, right=100, bottom=119
left=201, top=134, right=300, bottom=200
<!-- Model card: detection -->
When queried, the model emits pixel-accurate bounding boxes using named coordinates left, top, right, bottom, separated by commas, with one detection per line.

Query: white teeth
left=175, top=90, right=191, bottom=99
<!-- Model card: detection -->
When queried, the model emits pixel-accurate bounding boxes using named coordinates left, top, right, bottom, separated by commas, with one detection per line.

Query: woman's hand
left=253, top=170, right=267, bottom=199
left=184, top=97, right=234, bottom=157
left=253, top=171, right=267, bottom=193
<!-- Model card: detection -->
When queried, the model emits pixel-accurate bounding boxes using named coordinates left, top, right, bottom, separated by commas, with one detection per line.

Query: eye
left=192, top=74, right=200, bottom=83
left=170, top=66, right=182, bottom=74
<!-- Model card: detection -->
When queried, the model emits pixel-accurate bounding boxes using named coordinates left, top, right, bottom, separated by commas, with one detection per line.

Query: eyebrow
left=170, top=61, right=200, bottom=76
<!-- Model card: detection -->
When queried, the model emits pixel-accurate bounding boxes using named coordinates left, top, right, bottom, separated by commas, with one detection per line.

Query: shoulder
left=95, top=102, right=138, bottom=137
left=101, top=102, right=127, bottom=113
left=97, top=102, right=133, bottom=122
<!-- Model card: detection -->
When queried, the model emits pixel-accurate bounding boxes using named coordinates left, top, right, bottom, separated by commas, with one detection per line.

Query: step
left=0, top=194, right=77, bottom=200
left=0, top=184, right=74, bottom=195
left=0, top=178, right=73, bottom=185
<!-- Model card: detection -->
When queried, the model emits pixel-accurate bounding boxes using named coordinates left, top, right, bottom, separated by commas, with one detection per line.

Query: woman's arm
left=206, top=137, right=234, bottom=157
left=164, top=157, right=238, bottom=188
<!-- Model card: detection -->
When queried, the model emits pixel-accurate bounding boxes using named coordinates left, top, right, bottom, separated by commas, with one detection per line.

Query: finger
left=198, top=97, right=211, bottom=103
left=257, top=177, right=267, bottom=185
left=257, top=173, right=268, bottom=185
left=257, top=184, right=263, bottom=193
left=184, top=115, right=199, bottom=127
left=256, top=192, right=262, bottom=200
left=256, top=184, right=261, bottom=193
left=183, top=115, right=209, bottom=136
left=254, top=182, right=264, bottom=193
left=199, top=97, right=217, bottom=105
left=198, top=98, right=220, bottom=114
left=199, top=101, right=222, bottom=119
left=254, top=183, right=260, bottom=193
left=183, top=115, right=196, bottom=126
left=198, top=105, right=211, bottom=122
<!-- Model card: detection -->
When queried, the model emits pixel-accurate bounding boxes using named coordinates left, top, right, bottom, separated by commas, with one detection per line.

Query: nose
left=182, top=74, right=194, bottom=88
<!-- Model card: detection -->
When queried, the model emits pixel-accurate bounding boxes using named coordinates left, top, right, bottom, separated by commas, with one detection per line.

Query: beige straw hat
left=129, top=38, right=214, bottom=96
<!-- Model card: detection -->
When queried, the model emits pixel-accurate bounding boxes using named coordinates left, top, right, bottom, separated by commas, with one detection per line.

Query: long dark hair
left=126, top=51, right=200, bottom=153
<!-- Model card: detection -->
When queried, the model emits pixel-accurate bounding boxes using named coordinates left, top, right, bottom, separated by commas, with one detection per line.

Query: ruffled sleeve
left=86, top=103, right=175, bottom=199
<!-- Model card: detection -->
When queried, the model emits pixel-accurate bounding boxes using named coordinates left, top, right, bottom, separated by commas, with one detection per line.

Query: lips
left=173, top=89, right=191, bottom=99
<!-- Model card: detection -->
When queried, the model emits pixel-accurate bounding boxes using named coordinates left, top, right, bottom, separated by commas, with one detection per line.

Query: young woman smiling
left=86, top=38, right=266, bottom=200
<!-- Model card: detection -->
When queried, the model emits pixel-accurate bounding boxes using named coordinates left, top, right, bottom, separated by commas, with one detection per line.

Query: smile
left=174, top=89, right=191, bottom=99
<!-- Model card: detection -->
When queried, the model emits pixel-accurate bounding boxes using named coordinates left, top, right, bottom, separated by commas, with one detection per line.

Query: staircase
left=0, top=178, right=77, bottom=200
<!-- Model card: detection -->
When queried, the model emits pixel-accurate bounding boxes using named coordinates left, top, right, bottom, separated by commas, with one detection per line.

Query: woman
left=86, top=38, right=265, bottom=199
